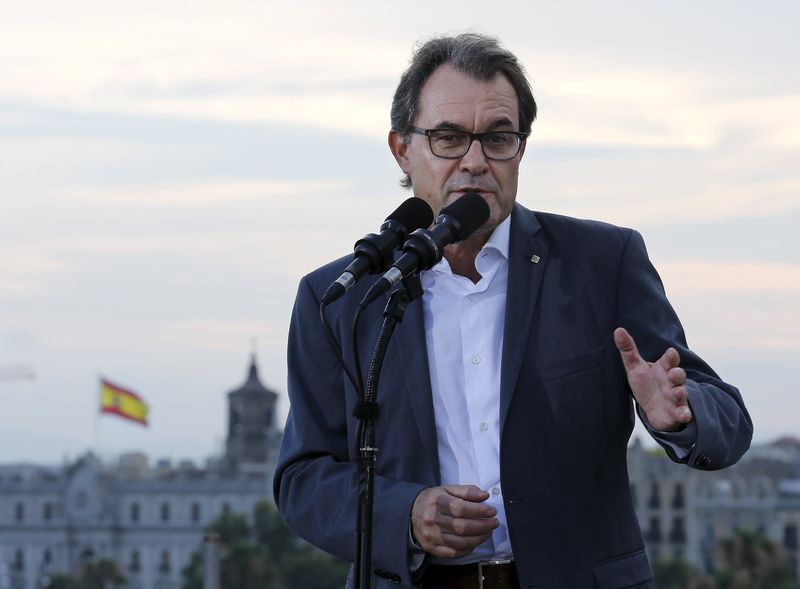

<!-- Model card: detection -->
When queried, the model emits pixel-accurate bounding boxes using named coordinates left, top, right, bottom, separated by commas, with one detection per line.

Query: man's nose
left=459, top=137, right=489, bottom=175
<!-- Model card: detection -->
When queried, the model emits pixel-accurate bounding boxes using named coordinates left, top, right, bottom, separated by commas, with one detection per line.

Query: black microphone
left=321, top=197, right=434, bottom=304
left=360, top=192, right=490, bottom=307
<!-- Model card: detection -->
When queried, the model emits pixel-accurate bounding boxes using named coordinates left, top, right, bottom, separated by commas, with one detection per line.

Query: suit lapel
left=395, top=294, right=440, bottom=481
left=500, top=205, right=549, bottom=429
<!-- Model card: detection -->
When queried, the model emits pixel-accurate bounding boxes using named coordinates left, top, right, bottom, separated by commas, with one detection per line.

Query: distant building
left=0, top=355, right=281, bottom=589
left=628, top=436, right=800, bottom=578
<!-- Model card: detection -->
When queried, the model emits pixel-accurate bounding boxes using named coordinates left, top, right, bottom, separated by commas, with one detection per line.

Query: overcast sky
left=1, top=1, right=797, bottom=465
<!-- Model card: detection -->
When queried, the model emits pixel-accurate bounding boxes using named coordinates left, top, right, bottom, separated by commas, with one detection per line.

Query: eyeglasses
left=409, top=127, right=529, bottom=161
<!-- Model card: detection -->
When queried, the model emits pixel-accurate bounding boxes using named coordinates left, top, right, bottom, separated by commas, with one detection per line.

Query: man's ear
left=388, top=131, right=410, bottom=174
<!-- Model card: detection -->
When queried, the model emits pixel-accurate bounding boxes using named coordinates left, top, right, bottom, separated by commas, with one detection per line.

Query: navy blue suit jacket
left=274, top=204, right=752, bottom=588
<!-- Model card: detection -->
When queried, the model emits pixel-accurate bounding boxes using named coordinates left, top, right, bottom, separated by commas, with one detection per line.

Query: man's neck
left=442, top=230, right=491, bottom=284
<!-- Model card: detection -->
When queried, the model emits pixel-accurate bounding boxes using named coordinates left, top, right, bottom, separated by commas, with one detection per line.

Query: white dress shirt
left=420, top=215, right=512, bottom=564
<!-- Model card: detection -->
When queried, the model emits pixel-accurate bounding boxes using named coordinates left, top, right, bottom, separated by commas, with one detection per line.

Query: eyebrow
left=432, top=118, right=517, bottom=132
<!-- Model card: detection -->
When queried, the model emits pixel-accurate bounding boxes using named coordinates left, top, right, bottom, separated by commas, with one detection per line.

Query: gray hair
left=391, top=33, right=537, bottom=188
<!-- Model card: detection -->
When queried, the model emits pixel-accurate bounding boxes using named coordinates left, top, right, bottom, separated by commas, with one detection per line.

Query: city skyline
left=1, top=1, right=797, bottom=464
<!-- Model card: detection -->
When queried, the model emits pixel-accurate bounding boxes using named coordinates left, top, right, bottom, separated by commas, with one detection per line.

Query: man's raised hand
left=614, top=327, right=693, bottom=432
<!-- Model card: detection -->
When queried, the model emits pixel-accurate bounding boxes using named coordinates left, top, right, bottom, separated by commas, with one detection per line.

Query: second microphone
left=361, top=192, right=490, bottom=307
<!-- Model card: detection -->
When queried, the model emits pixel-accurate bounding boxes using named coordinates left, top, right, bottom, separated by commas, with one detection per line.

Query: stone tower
left=224, top=354, right=279, bottom=466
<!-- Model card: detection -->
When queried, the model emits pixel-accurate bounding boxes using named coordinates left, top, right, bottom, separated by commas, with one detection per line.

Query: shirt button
left=468, top=294, right=475, bottom=302
left=491, top=487, right=500, bottom=497
left=479, top=422, right=489, bottom=432
left=471, top=355, right=481, bottom=365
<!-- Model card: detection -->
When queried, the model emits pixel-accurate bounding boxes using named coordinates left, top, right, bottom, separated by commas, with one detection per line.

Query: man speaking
left=274, top=33, right=752, bottom=589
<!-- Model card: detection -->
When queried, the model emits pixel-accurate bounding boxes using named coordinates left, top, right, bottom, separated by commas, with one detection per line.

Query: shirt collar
left=427, top=213, right=511, bottom=276
left=482, top=214, right=511, bottom=261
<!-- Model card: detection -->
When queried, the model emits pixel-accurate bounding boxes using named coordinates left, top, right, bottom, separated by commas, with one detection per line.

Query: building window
left=43, top=549, right=52, bottom=565
left=222, top=503, right=231, bottom=515
left=158, top=551, right=171, bottom=574
left=191, top=503, right=201, bottom=523
left=672, top=483, right=685, bottom=509
left=80, top=548, right=94, bottom=564
left=669, top=517, right=686, bottom=544
left=701, top=523, right=715, bottom=573
left=648, top=483, right=660, bottom=509
left=646, top=517, right=662, bottom=543
left=13, top=549, right=24, bottom=571
left=785, top=524, right=798, bottom=552
left=161, top=502, right=170, bottom=523
left=43, top=502, right=53, bottom=521
left=15, top=502, right=24, bottom=523
left=130, top=503, right=140, bottom=523
left=129, top=550, right=141, bottom=573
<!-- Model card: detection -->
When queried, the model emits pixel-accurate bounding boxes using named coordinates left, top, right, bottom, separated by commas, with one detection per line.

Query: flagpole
left=94, top=376, right=102, bottom=459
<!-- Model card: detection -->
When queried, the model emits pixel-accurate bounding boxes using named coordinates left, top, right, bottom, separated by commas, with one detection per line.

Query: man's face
left=389, top=64, right=526, bottom=234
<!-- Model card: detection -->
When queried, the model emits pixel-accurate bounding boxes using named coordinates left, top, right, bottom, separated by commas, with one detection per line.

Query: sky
left=0, top=1, right=797, bottom=465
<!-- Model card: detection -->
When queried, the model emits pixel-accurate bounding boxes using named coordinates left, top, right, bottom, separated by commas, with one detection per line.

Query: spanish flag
left=99, top=378, right=149, bottom=426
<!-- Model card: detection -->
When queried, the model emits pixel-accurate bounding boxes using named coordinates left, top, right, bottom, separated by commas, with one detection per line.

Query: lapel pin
left=530, top=254, right=541, bottom=264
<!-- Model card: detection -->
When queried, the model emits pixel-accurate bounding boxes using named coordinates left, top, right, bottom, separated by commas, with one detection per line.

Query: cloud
left=652, top=260, right=800, bottom=352
left=659, top=260, right=800, bottom=295
left=69, top=178, right=354, bottom=206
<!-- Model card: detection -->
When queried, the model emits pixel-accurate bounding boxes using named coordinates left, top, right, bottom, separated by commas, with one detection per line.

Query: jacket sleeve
left=273, top=274, right=426, bottom=587
left=616, top=229, right=753, bottom=470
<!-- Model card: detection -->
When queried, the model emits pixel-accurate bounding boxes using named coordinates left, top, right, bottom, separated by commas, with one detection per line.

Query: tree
left=43, top=559, right=126, bottom=589
left=714, top=529, right=796, bottom=589
left=281, top=548, right=350, bottom=589
left=653, top=558, right=715, bottom=589
left=44, top=574, right=80, bottom=589
left=181, top=501, right=348, bottom=589
left=209, top=511, right=251, bottom=546
left=219, top=542, right=280, bottom=589
left=79, top=558, right=127, bottom=589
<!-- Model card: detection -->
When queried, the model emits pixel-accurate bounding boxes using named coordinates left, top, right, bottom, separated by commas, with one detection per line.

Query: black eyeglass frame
left=408, top=126, right=529, bottom=161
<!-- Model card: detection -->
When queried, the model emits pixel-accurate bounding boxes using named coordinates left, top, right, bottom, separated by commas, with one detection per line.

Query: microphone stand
left=354, top=276, right=422, bottom=589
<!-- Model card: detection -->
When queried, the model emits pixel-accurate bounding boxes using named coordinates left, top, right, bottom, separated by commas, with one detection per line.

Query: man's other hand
left=411, top=484, right=499, bottom=559
left=614, top=327, right=693, bottom=432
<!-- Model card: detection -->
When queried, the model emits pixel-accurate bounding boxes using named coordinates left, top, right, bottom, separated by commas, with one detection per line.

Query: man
left=274, top=33, right=752, bottom=588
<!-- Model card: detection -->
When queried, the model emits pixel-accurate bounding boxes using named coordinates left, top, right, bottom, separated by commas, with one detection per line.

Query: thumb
left=614, top=327, right=644, bottom=372
left=444, top=484, right=490, bottom=503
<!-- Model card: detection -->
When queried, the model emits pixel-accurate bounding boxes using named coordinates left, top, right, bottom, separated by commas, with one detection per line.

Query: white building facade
left=0, top=356, right=280, bottom=589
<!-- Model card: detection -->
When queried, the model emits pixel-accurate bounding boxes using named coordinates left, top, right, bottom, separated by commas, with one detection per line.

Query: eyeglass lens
left=429, top=130, right=520, bottom=159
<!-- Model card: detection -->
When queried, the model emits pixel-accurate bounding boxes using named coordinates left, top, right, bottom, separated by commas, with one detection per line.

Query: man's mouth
left=452, top=188, right=493, bottom=196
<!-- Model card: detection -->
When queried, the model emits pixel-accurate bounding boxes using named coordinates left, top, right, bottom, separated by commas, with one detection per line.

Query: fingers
left=437, top=529, right=496, bottom=558
left=668, top=366, right=686, bottom=387
left=443, top=484, right=490, bottom=503
left=613, top=327, right=643, bottom=372
left=656, top=347, right=681, bottom=372
left=411, top=485, right=500, bottom=559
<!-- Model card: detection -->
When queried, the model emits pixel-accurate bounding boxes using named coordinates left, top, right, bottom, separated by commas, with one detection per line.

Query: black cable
left=351, top=303, right=367, bottom=397
left=319, top=301, right=362, bottom=396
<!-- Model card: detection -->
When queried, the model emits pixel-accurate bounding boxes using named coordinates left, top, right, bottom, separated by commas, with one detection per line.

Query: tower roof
left=228, top=354, right=278, bottom=399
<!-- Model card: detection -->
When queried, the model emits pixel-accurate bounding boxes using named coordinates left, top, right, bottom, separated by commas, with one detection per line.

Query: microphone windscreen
left=386, top=197, right=434, bottom=230
left=441, top=192, right=490, bottom=239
